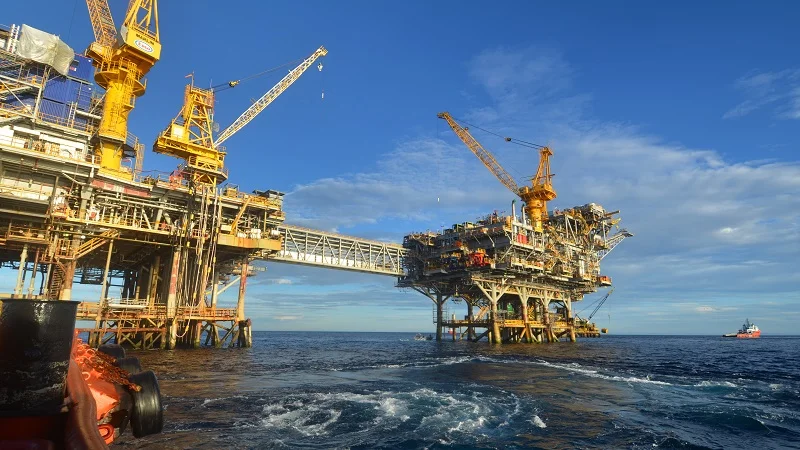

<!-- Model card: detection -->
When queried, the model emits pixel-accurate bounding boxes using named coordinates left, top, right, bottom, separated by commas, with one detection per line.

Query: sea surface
left=115, top=333, right=800, bottom=449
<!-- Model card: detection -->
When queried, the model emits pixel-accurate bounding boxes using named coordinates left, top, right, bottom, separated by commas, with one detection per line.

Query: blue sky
left=3, top=1, right=799, bottom=334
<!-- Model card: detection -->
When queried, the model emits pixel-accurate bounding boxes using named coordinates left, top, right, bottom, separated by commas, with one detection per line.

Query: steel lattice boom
left=215, top=46, right=328, bottom=146
left=438, top=111, right=557, bottom=231
left=596, top=229, right=633, bottom=261
left=437, top=112, right=519, bottom=193
left=85, top=0, right=116, bottom=49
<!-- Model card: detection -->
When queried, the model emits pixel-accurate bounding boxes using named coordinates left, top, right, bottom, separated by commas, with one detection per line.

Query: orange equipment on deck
left=0, top=298, right=163, bottom=449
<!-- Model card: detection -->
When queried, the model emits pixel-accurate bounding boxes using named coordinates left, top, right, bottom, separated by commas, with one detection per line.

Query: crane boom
left=437, top=112, right=520, bottom=194
left=596, top=229, right=633, bottom=261
left=588, top=288, right=614, bottom=321
left=85, top=0, right=117, bottom=49
left=215, top=46, right=328, bottom=146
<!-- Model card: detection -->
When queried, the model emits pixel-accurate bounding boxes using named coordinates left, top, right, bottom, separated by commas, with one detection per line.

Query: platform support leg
left=166, top=248, right=181, bottom=350
left=436, top=295, right=444, bottom=341
left=474, top=279, right=509, bottom=345
left=13, top=244, right=28, bottom=297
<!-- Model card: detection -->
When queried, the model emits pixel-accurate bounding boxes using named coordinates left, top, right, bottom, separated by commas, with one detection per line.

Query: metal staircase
left=474, top=305, right=490, bottom=321
left=46, top=261, right=67, bottom=300
left=73, top=229, right=119, bottom=260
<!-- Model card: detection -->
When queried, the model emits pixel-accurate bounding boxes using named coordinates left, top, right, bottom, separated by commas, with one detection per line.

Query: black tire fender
left=128, top=370, right=164, bottom=438
left=115, top=356, right=143, bottom=375
left=98, top=343, right=126, bottom=361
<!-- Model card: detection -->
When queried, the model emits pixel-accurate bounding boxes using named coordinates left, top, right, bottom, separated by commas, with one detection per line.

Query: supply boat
left=722, top=319, right=760, bottom=338
left=736, top=319, right=761, bottom=338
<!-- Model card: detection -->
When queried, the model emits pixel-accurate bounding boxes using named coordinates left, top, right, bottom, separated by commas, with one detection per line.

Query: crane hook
left=318, top=62, right=323, bottom=72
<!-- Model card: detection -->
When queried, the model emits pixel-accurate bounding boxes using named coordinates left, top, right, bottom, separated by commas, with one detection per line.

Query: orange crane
left=153, top=46, right=327, bottom=186
left=85, top=0, right=160, bottom=177
left=438, top=112, right=557, bottom=232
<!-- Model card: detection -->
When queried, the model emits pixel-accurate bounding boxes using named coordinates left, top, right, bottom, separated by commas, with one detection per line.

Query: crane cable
left=576, top=295, right=604, bottom=316
left=449, top=115, right=545, bottom=182
left=450, top=115, right=547, bottom=149
left=66, top=0, right=79, bottom=42
left=577, top=289, right=614, bottom=319
left=211, top=57, right=306, bottom=92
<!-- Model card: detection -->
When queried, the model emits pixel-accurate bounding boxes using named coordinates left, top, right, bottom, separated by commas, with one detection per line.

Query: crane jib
left=214, top=46, right=328, bottom=147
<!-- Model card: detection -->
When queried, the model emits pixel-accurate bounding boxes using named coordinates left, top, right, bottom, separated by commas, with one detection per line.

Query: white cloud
left=723, top=69, right=800, bottom=119
left=273, top=315, right=302, bottom=321
left=274, top=47, right=800, bottom=334
left=695, top=305, right=738, bottom=313
left=467, top=47, right=574, bottom=119
left=787, top=87, right=800, bottom=119
left=285, top=138, right=512, bottom=231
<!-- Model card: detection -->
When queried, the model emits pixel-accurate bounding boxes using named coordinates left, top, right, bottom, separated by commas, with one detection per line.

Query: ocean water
left=115, top=333, right=800, bottom=449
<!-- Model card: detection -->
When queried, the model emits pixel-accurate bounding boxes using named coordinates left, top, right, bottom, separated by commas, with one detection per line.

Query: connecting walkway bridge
left=269, top=224, right=407, bottom=276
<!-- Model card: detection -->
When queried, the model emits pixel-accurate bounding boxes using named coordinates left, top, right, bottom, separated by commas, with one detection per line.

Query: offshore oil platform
left=0, top=1, right=327, bottom=350
left=1, top=1, right=628, bottom=350
left=397, top=113, right=631, bottom=343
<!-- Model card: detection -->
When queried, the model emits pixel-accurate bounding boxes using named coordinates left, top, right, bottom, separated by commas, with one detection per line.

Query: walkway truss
left=270, top=225, right=407, bottom=276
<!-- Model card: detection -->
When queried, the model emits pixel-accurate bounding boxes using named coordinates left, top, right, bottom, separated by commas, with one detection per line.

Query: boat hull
left=736, top=331, right=761, bottom=338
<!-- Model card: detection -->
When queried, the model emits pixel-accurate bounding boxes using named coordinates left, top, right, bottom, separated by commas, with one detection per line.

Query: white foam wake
left=531, top=415, right=547, bottom=428
left=695, top=380, right=737, bottom=388
left=260, top=386, right=527, bottom=438
left=201, top=394, right=247, bottom=407
left=534, top=360, right=672, bottom=385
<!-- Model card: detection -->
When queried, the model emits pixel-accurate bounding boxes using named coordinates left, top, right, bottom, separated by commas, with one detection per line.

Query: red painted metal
left=90, top=179, right=151, bottom=198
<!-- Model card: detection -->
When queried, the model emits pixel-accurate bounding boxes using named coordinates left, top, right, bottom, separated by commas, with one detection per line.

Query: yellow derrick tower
left=153, top=82, right=223, bottom=185
left=153, top=46, right=328, bottom=186
left=85, top=0, right=160, bottom=177
left=438, top=112, right=557, bottom=232
left=520, top=145, right=556, bottom=227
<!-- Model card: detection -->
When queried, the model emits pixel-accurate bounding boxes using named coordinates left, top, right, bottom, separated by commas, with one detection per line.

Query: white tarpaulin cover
left=15, top=24, right=75, bottom=76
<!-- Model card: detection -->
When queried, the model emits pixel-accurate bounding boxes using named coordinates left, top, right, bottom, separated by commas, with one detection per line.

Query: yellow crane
left=438, top=112, right=557, bottom=232
left=85, top=0, right=160, bottom=177
left=153, top=46, right=328, bottom=186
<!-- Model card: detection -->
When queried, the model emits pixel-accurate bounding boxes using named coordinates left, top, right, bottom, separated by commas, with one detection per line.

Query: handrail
left=280, top=223, right=405, bottom=249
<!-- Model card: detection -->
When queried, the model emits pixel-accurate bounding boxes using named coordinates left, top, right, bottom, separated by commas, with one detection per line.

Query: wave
left=327, top=355, right=477, bottom=372
left=533, top=360, right=672, bottom=385
left=695, top=380, right=737, bottom=388
left=259, top=386, right=534, bottom=440
left=200, top=394, right=248, bottom=407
